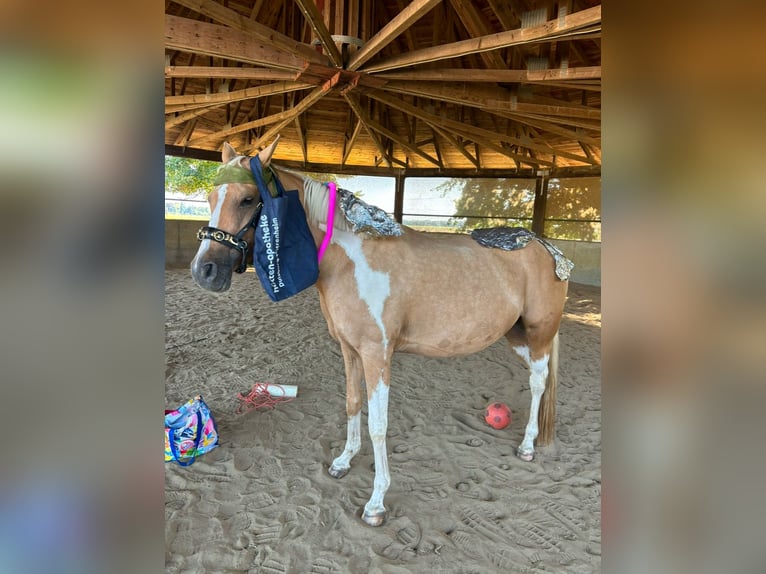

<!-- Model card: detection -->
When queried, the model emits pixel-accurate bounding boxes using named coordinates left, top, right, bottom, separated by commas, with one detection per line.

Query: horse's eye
left=240, top=197, right=254, bottom=206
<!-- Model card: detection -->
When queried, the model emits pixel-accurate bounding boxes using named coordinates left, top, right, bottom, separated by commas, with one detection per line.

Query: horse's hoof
left=362, top=510, right=386, bottom=527
left=328, top=465, right=349, bottom=479
left=517, top=448, right=535, bottom=462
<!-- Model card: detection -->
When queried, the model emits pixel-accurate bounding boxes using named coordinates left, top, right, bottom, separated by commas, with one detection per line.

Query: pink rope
left=317, top=182, right=337, bottom=263
left=236, top=382, right=294, bottom=414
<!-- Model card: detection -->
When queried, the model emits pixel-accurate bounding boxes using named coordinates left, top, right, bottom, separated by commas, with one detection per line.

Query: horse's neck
left=271, top=167, right=327, bottom=244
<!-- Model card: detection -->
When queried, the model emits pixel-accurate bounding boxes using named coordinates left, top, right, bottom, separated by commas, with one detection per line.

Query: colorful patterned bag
left=164, top=396, right=219, bottom=466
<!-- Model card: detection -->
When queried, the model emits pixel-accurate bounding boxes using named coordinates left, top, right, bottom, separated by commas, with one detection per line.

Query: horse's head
left=191, top=137, right=280, bottom=292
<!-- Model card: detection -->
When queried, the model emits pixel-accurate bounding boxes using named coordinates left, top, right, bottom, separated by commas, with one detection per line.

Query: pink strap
left=317, top=182, right=336, bottom=263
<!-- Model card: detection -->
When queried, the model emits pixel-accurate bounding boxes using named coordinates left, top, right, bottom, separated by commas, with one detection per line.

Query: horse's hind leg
left=507, top=324, right=555, bottom=461
left=329, top=343, right=364, bottom=479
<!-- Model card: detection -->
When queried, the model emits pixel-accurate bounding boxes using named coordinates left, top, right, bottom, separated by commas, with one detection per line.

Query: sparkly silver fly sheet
left=337, top=188, right=402, bottom=237
left=471, top=227, right=574, bottom=281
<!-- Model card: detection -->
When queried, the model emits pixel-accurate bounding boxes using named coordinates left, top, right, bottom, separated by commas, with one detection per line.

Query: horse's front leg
left=329, top=344, right=364, bottom=479
left=360, top=354, right=392, bottom=526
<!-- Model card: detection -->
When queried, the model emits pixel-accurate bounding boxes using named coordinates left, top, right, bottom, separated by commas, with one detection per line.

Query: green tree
left=443, top=176, right=601, bottom=241
left=438, top=178, right=535, bottom=231
left=165, top=156, right=221, bottom=195
left=544, top=177, right=601, bottom=241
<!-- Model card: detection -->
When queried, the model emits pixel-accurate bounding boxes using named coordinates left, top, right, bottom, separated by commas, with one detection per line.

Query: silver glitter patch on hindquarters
left=471, top=227, right=574, bottom=281
left=338, top=188, right=403, bottom=237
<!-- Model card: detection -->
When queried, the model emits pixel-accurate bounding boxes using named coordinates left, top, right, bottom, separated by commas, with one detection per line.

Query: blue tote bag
left=249, top=156, right=319, bottom=301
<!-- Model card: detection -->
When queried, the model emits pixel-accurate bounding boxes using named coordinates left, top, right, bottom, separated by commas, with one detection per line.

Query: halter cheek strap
left=317, top=182, right=337, bottom=263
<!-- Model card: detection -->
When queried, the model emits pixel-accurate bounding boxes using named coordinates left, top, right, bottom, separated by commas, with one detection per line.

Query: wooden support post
left=394, top=173, right=405, bottom=224
left=532, top=172, right=548, bottom=236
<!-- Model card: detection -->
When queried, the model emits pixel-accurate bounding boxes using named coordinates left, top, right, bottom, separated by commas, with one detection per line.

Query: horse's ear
left=256, top=135, right=281, bottom=168
left=222, top=142, right=237, bottom=163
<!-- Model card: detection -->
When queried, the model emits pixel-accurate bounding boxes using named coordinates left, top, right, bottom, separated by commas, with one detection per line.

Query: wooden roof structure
left=165, top=0, right=601, bottom=176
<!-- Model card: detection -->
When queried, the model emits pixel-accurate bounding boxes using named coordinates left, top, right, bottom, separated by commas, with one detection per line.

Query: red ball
left=484, top=402, right=512, bottom=429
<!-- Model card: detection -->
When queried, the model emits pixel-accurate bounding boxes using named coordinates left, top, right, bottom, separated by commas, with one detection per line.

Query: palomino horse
left=191, top=139, right=568, bottom=526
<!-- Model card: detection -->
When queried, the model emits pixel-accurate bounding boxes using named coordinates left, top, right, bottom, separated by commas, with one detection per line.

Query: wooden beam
left=171, top=0, right=327, bottom=65
left=173, top=117, right=198, bottom=146
left=165, top=81, right=313, bottom=111
left=293, top=0, right=344, bottom=68
left=347, top=0, right=442, bottom=71
left=342, top=119, right=364, bottom=165
left=383, top=80, right=601, bottom=121
left=166, top=144, right=601, bottom=177
left=394, top=173, right=404, bottom=223
left=343, top=92, right=393, bottom=168
left=367, top=89, right=562, bottom=167
left=365, top=116, right=442, bottom=168
left=243, top=85, right=331, bottom=153
left=187, top=85, right=328, bottom=148
left=360, top=5, right=601, bottom=73
left=293, top=93, right=308, bottom=163
left=504, top=111, right=601, bottom=132
left=485, top=0, right=520, bottom=30
left=504, top=113, right=599, bottom=145
left=531, top=174, right=548, bottom=236
left=376, top=65, right=601, bottom=83
left=165, top=15, right=307, bottom=71
left=165, top=104, right=219, bottom=130
left=431, top=125, right=480, bottom=168
left=380, top=81, right=601, bottom=127
left=448, top=0, right=507, bottom=69
left=165, top=66, right=299, bottom=81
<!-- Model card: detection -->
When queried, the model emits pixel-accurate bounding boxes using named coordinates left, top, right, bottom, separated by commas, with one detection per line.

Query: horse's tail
left=537, top=331, right=559, bottom=445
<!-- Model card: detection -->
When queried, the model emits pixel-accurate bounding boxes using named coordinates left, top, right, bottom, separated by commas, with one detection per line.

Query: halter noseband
left=196, top=163, right=264, bottom=274
left=196, top=205, right=261, bottom=274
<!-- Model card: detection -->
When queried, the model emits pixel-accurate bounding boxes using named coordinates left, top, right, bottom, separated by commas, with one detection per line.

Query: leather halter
left=196, top=164, right=264, bottom=274
left=196, top=206, right=261, bottom=274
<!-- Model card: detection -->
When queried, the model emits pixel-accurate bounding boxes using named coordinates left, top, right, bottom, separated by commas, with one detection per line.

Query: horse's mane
left=289, top=171, right=357, bottom=234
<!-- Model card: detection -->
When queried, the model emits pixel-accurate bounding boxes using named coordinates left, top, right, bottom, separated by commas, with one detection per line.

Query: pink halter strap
left=317, top=182, right=337, bottom=263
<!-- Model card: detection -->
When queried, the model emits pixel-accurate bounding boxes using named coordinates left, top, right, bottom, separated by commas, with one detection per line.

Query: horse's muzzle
left=191, top=256, right=233, bottom=292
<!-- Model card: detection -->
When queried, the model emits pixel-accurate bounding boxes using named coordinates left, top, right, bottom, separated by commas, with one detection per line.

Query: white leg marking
left=330, top=413, right=361, bottom=473
left=519, top=354, right=549, bottom=457
left=364, top=380, right=390, bottom=518
left=335, top=232, right=391, bottom=351
left=192, top=185, right=227, bottom=266
left=512, top=345, right=532, bottom=368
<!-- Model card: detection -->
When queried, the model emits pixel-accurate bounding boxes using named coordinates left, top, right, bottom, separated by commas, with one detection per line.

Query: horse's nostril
left=202, top=261, right=217, bottom=280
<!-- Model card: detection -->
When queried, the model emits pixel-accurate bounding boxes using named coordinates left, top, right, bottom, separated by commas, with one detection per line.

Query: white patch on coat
left=193, top=185, right=228, bottom=263
left=512, top=345, right=531, bottom=367
left=335, top=232, right=390, bottom=350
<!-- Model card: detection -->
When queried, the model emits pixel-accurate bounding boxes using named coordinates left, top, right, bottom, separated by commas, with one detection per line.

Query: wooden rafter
left=343, top=92, right=393, bottom=168
left=165, top=15, right=308, bottom=71
left=293, top=0, right=344, bottom=68
left=342, top=119, right=364, bottom=166
left=165, top=66, right=298, bottom=80
left=187, top=85, right=328, bottom=148
left=382, top=81, right=600, bottom=121
left=165, top=81, right=313, bottom=113
left=172, top=0, right=327, bottom=65
left=243, top=85, right=331, bottom=153
left=164, top=1, right=600, bottom=172
left=376, top=65, right=601, bottom=83
left=448, top=0, right=507, bottom=69
left=368, top=90, right=584, bottom=167
left=347, top=0, right=442, bottom=71
left=360, top=5, right=601, bottom=73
